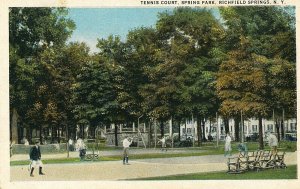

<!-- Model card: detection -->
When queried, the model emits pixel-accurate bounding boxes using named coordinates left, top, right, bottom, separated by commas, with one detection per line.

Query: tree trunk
left=11, top=108, right=19, bottom=144
left=58, top=125, right=61, bottom=143
left=184, top=120, right=187, bottom=139
left=51, top=125, right=54, bottom=143
left=258, top=116, right=264, bottom=150
left=281, top=119, right=284, bottom=141
left=178, top=119, right=181, bottom=141
left=160, top=121, right=164, bottom=137
left=224, top=118, right=229, bottom=134
left=196, top=116, right=202, bottom=146
left=281, top=109, right=285, bottom=140
left=209, top=118, right=212, bottom=133
left=202, top=119, right=207, bottom=142
left=39, top=124, right=43, bottom=144
left=276, top=120, right=280, bottom=142
left=148, top=121, right=152, bottom=148
left=234, top=117, right=240, bottom=142
left=29, top=126, right=33, bottom=144
left=114, top=124, right=118, bottom=146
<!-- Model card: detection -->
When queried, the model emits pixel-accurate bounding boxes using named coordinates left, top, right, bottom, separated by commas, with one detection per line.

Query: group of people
left=224, top=131, right=279, bottom=157
left=27, top=131, right=279, bottom=177
left=122, top=135, right=168, bottom=165
left=28, top=137, right=88, bottom=177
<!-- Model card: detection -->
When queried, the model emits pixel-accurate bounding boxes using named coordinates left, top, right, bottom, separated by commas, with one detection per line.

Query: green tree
left=94, top=35, right=126, bottom=145
left=152, top=7, right=224, bottom=144
left=72, top=60, right=118, bottom=138
left=218, top=6, right=296, bottom=148
left=9, top=7, right=75, bottom=143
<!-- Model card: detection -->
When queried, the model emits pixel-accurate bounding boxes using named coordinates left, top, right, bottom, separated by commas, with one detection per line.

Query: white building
left=179, top=117, right=297, bottom=141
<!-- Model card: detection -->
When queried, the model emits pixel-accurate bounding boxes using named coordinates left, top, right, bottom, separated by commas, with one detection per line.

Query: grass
left=133, top=165, right=298, bottom=180
left=10, top=151, right=221, bottom=166
left=10, top=141, right=296, bottom=166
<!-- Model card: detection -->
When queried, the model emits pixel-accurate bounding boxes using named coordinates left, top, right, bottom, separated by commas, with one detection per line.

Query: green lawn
left=10, top=151, right=221, bottom=166
left=133, top=165, right=298, bottom=180
left=10, top=141, right=296, bottom=166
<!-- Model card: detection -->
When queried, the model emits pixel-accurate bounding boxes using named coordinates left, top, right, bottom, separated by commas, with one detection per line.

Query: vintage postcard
left=1, top=0, right=299, bottom=189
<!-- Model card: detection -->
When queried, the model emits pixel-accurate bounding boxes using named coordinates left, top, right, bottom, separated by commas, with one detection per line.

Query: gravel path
left=10, top=150, right=297, bottom=181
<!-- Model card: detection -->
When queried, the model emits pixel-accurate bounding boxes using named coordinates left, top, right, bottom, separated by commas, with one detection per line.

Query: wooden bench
left=227, top=152, right=249, bottom=174
left=227, top=150, right=286, bottom=174
left=274, top=151, right=287, bottom=169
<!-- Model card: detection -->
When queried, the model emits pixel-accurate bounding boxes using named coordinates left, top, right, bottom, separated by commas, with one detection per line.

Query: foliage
left=217, top=6, right=296, bottom=147
left=9, top=7, right=76, bottom=143
left=10, top=7, right=296, bottom=145
left=72, top=60, right=118, bottom=125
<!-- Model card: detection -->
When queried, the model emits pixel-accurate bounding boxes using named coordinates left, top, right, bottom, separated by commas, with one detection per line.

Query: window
left=187, top=128, right=191, bottom=134
left=252, top=125, right=258, bottom=132
left=267, top=124, right=274, bottom=132
left=182, top=128, right=186, bottom=134
left=291, top=123, right=296, bottom=131
left=212, top=127, right=216, bottom=132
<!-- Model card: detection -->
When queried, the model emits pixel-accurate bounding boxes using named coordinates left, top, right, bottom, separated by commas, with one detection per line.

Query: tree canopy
left=10, top=7, right=296, bottom=147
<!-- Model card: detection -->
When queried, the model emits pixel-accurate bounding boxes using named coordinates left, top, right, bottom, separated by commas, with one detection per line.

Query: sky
left=67, top=8, right=174, bottom=53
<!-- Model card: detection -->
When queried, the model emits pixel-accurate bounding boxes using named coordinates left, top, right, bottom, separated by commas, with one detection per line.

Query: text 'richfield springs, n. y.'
left=140, top=0, right=286, bottom=5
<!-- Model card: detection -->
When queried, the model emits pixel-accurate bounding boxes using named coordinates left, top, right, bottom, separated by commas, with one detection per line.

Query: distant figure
left=208, top=133, right=213, bottom=142
left=75, top=137, right=86, bottom=160
left=159, top=136, right=167, bottom=151
left=24, top=138, right=29, bottom=145
left=237, top=143, right=248, bottom=156
left=122, top=136, right=133, bottom=165
left=224, top=133, right=232, bottom=157
left=266, top=131, right=278, bottom=156
left=21, top=137, right=29, bottom=145
left=29, top=141, right=45, bottom=177
left=68, top=138, right=74, bottom=151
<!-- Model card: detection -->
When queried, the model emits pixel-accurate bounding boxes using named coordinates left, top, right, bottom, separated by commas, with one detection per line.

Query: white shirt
left=268, top=134, right=278, bottom=147
left=123, top=138, right=132, bottom=148
left=76, top=138, right=85, bottom=150
left=225, top=135, right=231, bottom=144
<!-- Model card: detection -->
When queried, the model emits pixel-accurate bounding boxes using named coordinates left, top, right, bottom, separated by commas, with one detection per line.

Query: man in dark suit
left=29, top=141, right=45, bottom=177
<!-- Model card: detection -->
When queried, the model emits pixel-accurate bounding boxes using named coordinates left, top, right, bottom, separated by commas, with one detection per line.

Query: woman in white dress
left=224, top=133, right=232, bottom=157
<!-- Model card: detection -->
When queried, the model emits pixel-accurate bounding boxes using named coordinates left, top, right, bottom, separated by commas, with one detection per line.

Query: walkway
left=10, top=150, right=297, bottom=181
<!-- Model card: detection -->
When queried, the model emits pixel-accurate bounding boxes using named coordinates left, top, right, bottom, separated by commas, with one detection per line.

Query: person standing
left=237, top=143, right=248, bottom=157
left=29, top=141, right=45, bottom=177
left=68, top=138, right=74, bottom=151
left=267, top=131, right=278, bottom=156
left=159, top=136, right=167, bottom=151
left=75, top=137, right=86, bottom=160
left=122, top=136, right=133, bottom=165
left=224, top=133, right=232, bottom=157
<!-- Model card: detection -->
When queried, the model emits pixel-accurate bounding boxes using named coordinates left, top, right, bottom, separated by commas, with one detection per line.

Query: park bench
left=227, top=152, right=249, bottom=174
left=247, top=150, right=261, bottom=171
left=84, top=152, right=99, bottom=161
left=274, top=151, right=287, bottom=169
left=83, top=141, right=101, bottom=161
left=227, top=150, right=287, bottom=174
left=257, top=150, right=277, bottom=170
